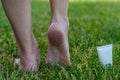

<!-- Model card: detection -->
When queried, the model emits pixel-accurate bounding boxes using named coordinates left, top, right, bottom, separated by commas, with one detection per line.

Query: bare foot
left=46, top=21, right=71, bottom=66
left=14, top=40, right=40, bottom=72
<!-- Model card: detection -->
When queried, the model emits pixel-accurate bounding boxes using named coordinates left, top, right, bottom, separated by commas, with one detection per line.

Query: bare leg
left=46, top=0, right=71, bottom=66
left=1, top=0, right=40, bottom=72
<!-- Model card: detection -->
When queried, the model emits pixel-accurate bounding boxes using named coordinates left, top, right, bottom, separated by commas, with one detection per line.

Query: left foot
left=14, top=36, right=40, bottom=72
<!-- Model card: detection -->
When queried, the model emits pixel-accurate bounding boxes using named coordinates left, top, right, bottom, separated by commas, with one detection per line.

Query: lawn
left=0, top=0, right=120, bottom=80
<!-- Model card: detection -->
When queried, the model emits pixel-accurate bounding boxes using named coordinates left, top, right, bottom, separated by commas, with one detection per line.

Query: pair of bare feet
left=14, top=20, right=71, bottom=72
left=1, top=0, right=70, bottom=72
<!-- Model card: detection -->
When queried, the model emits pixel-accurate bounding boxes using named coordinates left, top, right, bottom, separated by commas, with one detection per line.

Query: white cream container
left=97, top=44, right=112, bottom=66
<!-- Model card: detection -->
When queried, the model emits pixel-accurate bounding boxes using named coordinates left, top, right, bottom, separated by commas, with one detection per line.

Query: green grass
left=0, top=0, right=120, bottom=80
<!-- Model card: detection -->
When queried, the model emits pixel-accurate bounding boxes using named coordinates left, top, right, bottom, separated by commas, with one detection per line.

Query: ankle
left=52, top=15, right=68, bottom=22
left=51, top=16, right=69, bottom=30
left=17, top=42, right=38, bottom=56
left=32, top=42, right=39, bottom=50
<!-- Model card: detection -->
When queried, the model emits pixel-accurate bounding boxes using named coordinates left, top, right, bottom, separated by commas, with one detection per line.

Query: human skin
left=1, top=0, right=70, bottom=72
left=46, top=0, right=71, bottom=66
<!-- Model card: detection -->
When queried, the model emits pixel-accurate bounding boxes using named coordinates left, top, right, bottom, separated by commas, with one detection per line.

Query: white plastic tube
left=97, top=44, right=112, bottom=66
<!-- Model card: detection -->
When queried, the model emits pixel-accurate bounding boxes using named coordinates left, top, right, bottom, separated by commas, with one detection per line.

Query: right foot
left=46, top=21, right=71, bottom=66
